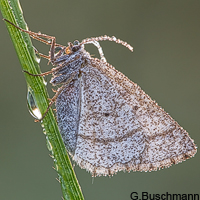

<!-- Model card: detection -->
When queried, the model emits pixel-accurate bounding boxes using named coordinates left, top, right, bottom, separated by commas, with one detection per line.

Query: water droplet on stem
left=27, top=87, right=42, bottom=120
left=33, top=46, right=41, bottom=63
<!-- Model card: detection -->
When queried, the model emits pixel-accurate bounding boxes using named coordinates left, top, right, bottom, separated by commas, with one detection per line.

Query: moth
left=4, top=19, right=197, bottom=177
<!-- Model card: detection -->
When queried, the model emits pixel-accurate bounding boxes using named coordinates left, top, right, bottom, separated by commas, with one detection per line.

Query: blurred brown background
left=0, top=1, right=199, bottom=200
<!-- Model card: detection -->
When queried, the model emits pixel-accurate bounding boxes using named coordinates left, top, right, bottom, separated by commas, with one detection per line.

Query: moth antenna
left=81, top=35, right=133, bottom=54
left=81, top=40, right=107, bottom=62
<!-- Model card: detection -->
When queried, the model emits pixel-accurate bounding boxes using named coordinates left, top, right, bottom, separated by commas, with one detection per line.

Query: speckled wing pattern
left=69, top=58, right=196, bottom=176
left=4, top=19, right=196, bottom=177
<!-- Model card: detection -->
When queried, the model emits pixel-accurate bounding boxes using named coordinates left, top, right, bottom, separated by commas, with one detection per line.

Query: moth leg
left=53, top=47, right=66, bottom=61
left=33, top=46, right=50, bottom=60
left=29, top=29, right=65, bottom=66
left=38, top=52, right=50, bottom=60
left=4, top=19, right=67, bottom=65
left=35, top=72, right=78, bottom=122
left=23, top=54, right=80, bottom=77
left=3, top=19, right=65, bottom=47
left=23, top=70, right=54, bottom=77
left=49, top=36, right=56, bottom=64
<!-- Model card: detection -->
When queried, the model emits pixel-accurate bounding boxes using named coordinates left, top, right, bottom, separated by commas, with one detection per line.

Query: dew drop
left=73, top=40, right=80, bottom=45
left=54, top=163, right=59, bottom=172
left=54, top=46, right=62, bottom=54
left=46, top=136, right=53, bottom=151
left=42, top=76, right=47, bottom=86
left=42, top=128, right=47, bottom=135
left=112, top=36, right=117, bottom=41
left=33, top=46, right=41, bottom=63
left=27, top=87, right=42, bottom=120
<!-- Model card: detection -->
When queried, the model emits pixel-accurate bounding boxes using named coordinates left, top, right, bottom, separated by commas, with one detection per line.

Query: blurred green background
left=0, top=0, right=199, bottom=200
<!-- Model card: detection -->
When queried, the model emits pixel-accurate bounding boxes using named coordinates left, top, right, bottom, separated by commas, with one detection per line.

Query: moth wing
left=73, top=58, right=196, bottom=176
left=56, top=77, right=80, bottom=152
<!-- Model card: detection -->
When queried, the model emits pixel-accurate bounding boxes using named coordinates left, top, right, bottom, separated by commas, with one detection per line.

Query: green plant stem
left=0, top=0, right=84, bottom=199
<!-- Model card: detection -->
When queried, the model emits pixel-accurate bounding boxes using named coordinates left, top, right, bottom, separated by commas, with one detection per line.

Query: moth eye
left=72, top=45, right=81, bottom=52
left=73, top=40, right=80, bottom=45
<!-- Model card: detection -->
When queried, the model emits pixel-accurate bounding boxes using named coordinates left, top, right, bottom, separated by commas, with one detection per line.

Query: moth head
left=65, top=40, right=81, bottom=55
